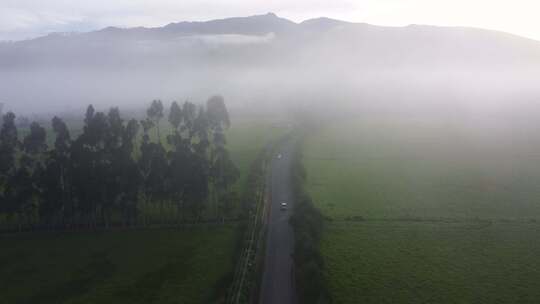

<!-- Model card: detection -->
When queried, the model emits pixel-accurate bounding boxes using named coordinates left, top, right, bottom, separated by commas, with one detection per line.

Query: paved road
left=259, top=139, right=296, bottom=304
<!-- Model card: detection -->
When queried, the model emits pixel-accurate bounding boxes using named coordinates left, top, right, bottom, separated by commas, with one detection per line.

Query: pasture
left=0, top=226, right=237, bottom=304
left=303, top=115, right=540, bottom=303
left=226, top=117, right=287, bottom=192
left=304, top=115, right=540, bottom=220
left=322, top=221, right=540, bottom=304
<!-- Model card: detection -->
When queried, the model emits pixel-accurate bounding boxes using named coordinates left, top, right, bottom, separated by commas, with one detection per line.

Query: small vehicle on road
left=277, top=153, right=282, bottom=159
left=280, top=202, right=288, bottom=210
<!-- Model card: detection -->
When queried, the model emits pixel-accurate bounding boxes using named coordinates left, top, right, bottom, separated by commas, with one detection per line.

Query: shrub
left=290, top=145, right=330, bottom=304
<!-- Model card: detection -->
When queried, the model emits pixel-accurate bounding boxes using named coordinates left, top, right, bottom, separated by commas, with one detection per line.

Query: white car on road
left=280, top=202, right=288, bottom=210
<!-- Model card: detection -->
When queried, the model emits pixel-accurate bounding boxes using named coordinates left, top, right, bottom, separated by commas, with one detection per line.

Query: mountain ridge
left=1, top=12, right=539, bottom=114
left=3, top=12, right=539, bottom=44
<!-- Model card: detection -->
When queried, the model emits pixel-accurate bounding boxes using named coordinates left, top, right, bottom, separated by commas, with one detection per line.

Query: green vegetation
left=304, top=116, right=540, bottom=220
left=303, top=116, right=540, bottom=303
left=0, top=99, right=287, bottom=302
left=289, top=138, right=329, bottom=304
left=322, top=221, right=540, bottom=304
left=0, top=226, right=237, bottom=304
left=0, top=97, right=245, bottom=230
left=226, top=118, right=286, bottom=193
left=227, top=137, right=275, bottom=304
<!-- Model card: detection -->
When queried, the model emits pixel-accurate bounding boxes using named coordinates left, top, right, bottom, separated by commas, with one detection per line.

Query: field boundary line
left=227, top=137, right=279, bottom=304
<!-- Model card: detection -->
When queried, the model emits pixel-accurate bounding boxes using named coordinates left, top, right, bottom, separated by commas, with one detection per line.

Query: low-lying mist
left=1, top=13, right=539, bottom=125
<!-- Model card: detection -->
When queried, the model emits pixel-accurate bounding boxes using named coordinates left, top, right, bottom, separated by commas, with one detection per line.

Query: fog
left=1, top=13, right=539, bottom=124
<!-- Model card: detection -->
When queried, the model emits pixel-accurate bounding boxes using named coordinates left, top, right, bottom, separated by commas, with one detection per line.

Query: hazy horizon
left=1, top=12, right=540, bottom=118
left=2, top=1, right=540, bottom=42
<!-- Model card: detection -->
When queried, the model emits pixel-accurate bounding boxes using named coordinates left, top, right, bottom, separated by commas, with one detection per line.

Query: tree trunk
left=156, top=124, right=161, bottom=144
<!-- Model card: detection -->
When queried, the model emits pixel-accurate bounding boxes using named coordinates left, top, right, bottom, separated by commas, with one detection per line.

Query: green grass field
left=304, top=116, right=540, bottom=220
left=303, top=116, right=540, bottom=303
left=226, top=118, right=287, bottom=192
left=322, top=221, right=540, bottom=304
left=0, top=226, right=237, bottom=304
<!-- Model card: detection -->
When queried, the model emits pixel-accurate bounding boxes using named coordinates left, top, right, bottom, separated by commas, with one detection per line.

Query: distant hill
left=1, top=13, right=539, bottom=114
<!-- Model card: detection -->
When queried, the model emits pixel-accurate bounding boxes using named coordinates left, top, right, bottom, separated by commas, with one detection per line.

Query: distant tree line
left=0, top=96, right=239, bottom=231
left=289, top=139, right=330, bottom=304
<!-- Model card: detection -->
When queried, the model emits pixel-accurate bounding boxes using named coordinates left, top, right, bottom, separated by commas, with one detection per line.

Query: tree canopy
left=0, top=97, right=239, bottom=231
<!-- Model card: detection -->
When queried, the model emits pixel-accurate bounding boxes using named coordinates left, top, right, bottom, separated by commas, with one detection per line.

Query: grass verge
left=289, top=138, right=330, bottom=304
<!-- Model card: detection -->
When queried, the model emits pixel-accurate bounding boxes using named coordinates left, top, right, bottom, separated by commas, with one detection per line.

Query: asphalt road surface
left=259, top=139, right=296, bottom=304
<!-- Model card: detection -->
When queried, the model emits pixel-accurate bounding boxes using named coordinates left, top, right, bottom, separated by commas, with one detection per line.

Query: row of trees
left=289, top=140, right=330, bottom=304
left=0, top=96, right=239, bottom=230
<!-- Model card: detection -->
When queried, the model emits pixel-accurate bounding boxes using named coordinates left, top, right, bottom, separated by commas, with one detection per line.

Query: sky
left=1, top=0, right=539, bottom=41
